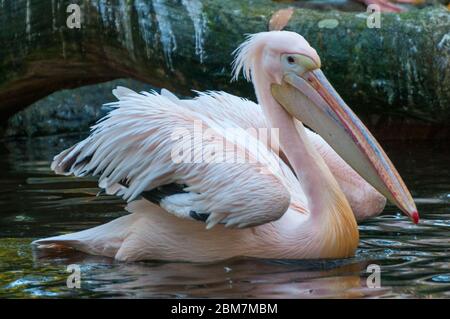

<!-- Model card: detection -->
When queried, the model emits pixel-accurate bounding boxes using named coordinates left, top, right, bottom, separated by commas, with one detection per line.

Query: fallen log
left=0, top=1, right=449, bottom=138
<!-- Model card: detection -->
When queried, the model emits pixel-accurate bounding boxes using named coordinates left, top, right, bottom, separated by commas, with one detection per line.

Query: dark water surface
left=0, top=134, right=448, bottom=298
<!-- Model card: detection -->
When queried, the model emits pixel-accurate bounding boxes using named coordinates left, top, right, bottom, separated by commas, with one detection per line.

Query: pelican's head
left=233, top=31, right=418, bottom=224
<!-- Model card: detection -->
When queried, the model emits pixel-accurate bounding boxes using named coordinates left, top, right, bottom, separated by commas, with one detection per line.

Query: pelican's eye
left=281, top=53, right=320, bottom=76
left=287, top=56, right=295, bottom=64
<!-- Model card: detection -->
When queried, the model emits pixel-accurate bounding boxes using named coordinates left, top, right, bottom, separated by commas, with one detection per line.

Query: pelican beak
left=271, top=62, right=418, bottom=224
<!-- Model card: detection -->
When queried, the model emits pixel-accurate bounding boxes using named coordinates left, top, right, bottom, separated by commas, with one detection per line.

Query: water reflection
left=30, top=247, right=390, bottom=298
left=0, top=134, right=449, bottom=298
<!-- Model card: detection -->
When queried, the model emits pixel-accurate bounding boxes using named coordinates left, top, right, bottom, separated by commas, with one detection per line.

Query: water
left=0, top=134, right=448, bottom=298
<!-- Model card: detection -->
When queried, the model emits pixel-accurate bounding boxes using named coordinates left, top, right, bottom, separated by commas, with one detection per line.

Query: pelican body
left=34, top=31, right=418, bottom=262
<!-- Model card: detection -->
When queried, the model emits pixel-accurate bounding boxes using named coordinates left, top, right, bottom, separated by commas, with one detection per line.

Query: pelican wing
left=52, top=88, right=296, bottom=229
left=162, top=89, right=386, bottom=220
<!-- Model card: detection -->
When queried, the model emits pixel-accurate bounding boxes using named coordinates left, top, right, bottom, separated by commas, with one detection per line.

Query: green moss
left=1, top=1, right=449, bottom=124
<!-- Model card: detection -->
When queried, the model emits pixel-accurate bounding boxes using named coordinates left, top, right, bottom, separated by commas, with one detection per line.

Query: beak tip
left=411, top=210, right=419, bottom=224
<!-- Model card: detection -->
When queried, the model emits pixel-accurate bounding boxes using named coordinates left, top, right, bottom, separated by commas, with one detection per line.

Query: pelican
left=34, top=31, right=418, bottom=262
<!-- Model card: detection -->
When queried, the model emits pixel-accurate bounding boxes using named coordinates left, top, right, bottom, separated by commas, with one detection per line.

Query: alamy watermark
left=66, top=264, right=81, bottom=289
left=64, top=3, right=382, bottom=31
left=66, top=4, right=81, bottom=29
left=366, top=264, right=381, bottom=288
left=366, top=5, right=381, bottom=29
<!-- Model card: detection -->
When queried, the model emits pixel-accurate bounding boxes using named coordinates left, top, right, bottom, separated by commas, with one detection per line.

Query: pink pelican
left=34, top=31, right=418, bottom=262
